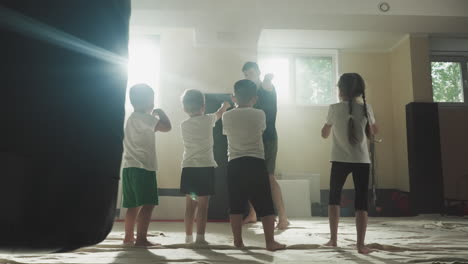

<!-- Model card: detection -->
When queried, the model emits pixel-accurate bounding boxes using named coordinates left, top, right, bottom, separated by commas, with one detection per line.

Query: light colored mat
left=2, top=216, right=468, bottom=264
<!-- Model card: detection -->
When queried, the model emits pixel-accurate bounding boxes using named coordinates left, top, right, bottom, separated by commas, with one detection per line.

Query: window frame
left=430, top=55, right=468, bottom=106
left=258, top=49, right=339, bottom=107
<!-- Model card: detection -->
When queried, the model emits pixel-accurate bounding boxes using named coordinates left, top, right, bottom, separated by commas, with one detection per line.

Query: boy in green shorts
left=122, top=84, right=172, bottom=247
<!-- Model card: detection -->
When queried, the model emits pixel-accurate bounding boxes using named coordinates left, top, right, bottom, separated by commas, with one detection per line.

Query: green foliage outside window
left=296, top=57, right=337, bottom=105
left=431, top=62, right=464, bottom=103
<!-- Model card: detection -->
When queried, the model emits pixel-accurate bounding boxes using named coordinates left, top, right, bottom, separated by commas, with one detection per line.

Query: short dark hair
left=242, top=61, right=260, bottom=72
left=129, top=83, right=154, bottom=108
left=181, top=89, right=205, bottom=113
left=234, top=79, right=257, bottom=105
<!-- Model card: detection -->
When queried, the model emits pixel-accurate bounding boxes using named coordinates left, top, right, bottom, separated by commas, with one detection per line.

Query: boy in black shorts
left=222, top=79, right=286, bottom=251
left=242, top=62, right=289, bottom=229
left=180, top=89, right=230, bottom=244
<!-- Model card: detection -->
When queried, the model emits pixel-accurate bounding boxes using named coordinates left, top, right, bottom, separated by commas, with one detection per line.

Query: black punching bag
left=0, top=1, right=130, bottom=252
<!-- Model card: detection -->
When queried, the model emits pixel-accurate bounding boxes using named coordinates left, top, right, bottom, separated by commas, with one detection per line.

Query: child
left=180, top=89, right=230, bottom=244
left=122, top=83, right=172, bottom=247
left=222, top=79, right=286, bottom=251
left=241, top=61, right=289, bottom=229
left=321, top=73, right=378, bottom=254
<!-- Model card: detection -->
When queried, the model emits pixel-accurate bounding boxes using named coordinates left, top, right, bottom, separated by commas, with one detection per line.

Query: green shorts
left=263, top=138, right=278, bottom=175
left=122, top=167, right=159, bottom=208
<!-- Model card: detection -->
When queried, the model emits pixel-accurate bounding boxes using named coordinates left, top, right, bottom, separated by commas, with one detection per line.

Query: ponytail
left=347, top=99, right=359, bottom=145
left=362, top=90, right=372, bottom=139
left=341, top=73, right=369, bottom=145
left=347, top=76, right=359, bottom=145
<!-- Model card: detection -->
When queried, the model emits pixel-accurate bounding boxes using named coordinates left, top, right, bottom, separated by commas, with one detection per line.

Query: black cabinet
left=406, top=102, right=444, bottom=214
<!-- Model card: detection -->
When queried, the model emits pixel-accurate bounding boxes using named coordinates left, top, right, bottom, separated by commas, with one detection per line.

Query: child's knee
left=198, top=195, right=209, bottom=202
left=269, top=175, right=277, bottom=183
left=142, top=204, right=155, bottom=210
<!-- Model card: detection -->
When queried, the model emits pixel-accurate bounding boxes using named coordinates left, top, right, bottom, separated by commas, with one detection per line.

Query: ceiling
left=258, top=30, right=407, bottom=51
left=130, top=0, right=468, bottom=49
left=131, top=0, right=468, bottom=18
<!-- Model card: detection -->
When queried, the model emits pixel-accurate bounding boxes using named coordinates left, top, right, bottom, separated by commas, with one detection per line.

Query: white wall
left=389, top=36, right=413, bottom=192
left=119, top=28, right=468, bottom=221
left=135, top=29, right=440, bottom=193
left=145, top=28, right=408, bottom=192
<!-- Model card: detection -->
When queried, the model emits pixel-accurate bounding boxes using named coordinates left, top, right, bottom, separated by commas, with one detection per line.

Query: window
left=259, top=50, right=338, bottom=105
left=296, top=56, right=336, bottom=105
left=258, top=57, right=290, bottom=102
left=126, top=35, right=160, bottom=111
left=431, top=56, right=468, bottom=103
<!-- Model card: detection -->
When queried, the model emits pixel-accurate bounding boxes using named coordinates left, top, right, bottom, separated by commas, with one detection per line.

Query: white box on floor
left=118, top=196, right=186, bottom=220
left=280, top=172, right=320, bottom=204
left=277, top=179, right=311, bottom=217
left=152, top=196, right=186, bottom=220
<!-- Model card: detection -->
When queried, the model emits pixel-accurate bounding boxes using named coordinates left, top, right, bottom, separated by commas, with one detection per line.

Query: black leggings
left=328, top=162, right=370, bottom=211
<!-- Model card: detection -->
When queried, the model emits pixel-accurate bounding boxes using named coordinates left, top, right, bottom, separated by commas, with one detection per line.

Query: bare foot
left=195, top=240, right=209, bottom=245
left=123, top=237, right=135, bottom=245
left=276, top=220, right=290, bottom=230
left=123, top=240, right=134, bottom=246
left=324, top=240, right=337, bottom=247
left=243, top=215, right=257, bottom=225
left=134, top=240, right=161, bottom=247
left=234, top=240, right=245, bottom=248
left=357, top=244, right=373, bottom=254
left=266, top=241, right=286, bottom=251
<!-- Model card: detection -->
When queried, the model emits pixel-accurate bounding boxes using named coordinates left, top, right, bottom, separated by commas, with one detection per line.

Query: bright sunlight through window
left=258, top=57, right=290, bottom=104
left=259, top=52, right=337, bottom=106
left=126, top=36, right=160, bottom=112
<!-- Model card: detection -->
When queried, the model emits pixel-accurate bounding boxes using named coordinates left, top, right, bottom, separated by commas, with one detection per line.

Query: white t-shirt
left=181, top=114, right=218, bottom=168
left=326, top=101, right=376, bottom=164
left=122, top=112, right=159, bottom=171
left=222, top=107, right=266, bottom=161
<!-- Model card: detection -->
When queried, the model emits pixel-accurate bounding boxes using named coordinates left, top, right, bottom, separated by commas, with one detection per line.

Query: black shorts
left=328, top=162, right=370, bottom=211
left=180, top=167, right=215, bottom=196
left=227, top=157, right=275, bottom=217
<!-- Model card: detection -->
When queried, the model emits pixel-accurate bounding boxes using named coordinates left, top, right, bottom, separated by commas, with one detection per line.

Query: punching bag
left=0, top=0, right=130, bottom=252
left=205, top=94, right=233, bottom=220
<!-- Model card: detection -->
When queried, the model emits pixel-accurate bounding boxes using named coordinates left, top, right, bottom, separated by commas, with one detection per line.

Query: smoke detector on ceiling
left=378, top=2, right=390, bottom=12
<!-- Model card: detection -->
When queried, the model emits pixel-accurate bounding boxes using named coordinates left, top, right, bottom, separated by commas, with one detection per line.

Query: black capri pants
left=329, top=162, right=370, bottom=211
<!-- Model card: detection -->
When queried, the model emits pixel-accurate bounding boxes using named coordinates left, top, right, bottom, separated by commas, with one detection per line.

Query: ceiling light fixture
left=378, top=2, right=390, bottom=12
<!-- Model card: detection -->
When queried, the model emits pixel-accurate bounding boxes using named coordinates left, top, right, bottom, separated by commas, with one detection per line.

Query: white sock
left=196, top=234, right=207, bottom=244
left=185, top=235, right=193, bottom=244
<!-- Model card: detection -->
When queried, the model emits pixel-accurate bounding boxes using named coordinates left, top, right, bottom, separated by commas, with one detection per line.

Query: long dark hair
left=338, top=73, right=371, bottom=145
